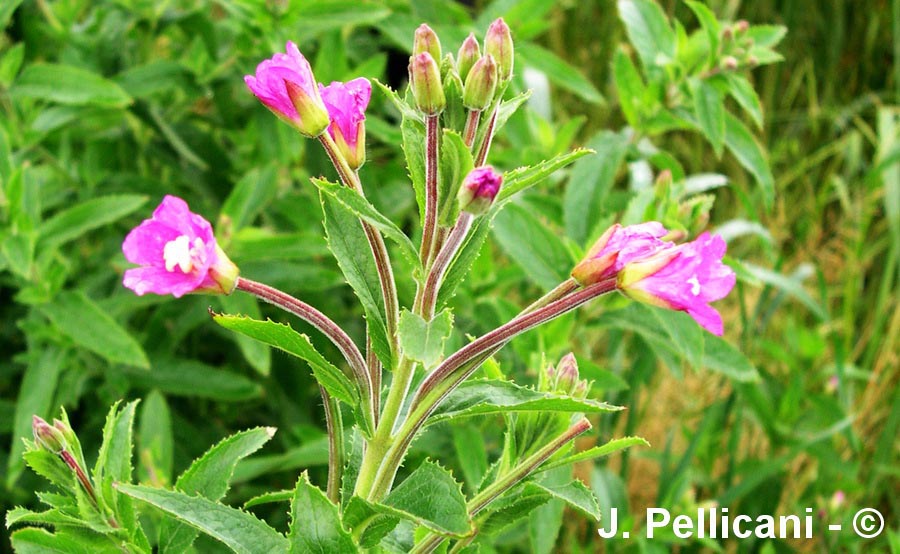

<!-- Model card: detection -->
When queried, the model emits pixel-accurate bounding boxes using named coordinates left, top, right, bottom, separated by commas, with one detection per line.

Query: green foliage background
left=0, top=0, right=897, bottom=552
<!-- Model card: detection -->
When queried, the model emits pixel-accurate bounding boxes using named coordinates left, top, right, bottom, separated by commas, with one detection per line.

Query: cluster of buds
left=408, top=19, right=513, bottom=117
left=541, top=353, right=589, bottom=399
left=719, top=19, right=758, bottom=70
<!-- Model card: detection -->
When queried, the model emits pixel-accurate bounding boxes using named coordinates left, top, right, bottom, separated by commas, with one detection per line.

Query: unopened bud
left=722, top=56, right=739, bottom=70
left=409, top=53, right=446, bottom=115
left=33, top=416, right=66, bottom=453
left=463, top=55, right=498, bottom=110
left=53, top=418, right=77, bottom=449
left=413, top=24, right=442, bottom=63
left=458, top=166, right=502, bottom=215
left=484, top=18, right=514, bottom=81
left=747, top=55, right=759, bottom=67
left=734, top=20, right=750, bottom=34
left=457, top=33, right=481, bottom=82
left=555, top=353, right=579, bottom=392
left=722, top=27, right=733, bottom=41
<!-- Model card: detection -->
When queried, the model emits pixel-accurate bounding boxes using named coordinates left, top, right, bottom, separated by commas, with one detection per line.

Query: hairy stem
left=474, top=108, right=498, bottom=166
left=410, top=418, right=592, bottom=554
left=235, top=277, right=375, bottom=431
left=365, top=279, right=617, bottom=500
left=318, top=134, right=400, bottom=360
left=420, top=114, right=441, bottom=266
left=321, top=388, right=343, bottom=504
left=420, top=212, right=474, bottom=319
left=463, top=109, right=481, bottom=149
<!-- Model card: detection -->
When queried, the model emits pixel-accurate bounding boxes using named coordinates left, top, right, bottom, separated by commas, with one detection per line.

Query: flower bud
left=734, top=20, right=750, bottom=35
left=53, top=418, right=78, bottom=449
left=571, top=222, right=673, bottom=286
left=33, top=415, right=66, bottom=453
left=457, top=166, right=502, bottom=216
left=722, top=56, right=739, bottom=70
left=409, top=53, right=446, bottom=115
left=555, top=353, right=579, bottom=392
left=200, top=244, right=240, bottom=295
left=463, top=55, right=498, bottom=110
left=484, top=18, right=514, bottom=81
left=457, top=33, right=481, bottom=82
left=414, top=24, right=442, bottom=64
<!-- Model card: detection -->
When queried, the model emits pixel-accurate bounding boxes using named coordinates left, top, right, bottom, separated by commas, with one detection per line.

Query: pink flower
left=571, top=222, right=674, bottom=285
left=618, top=232, right=736, bottom=335
left=319, top=78, right=371, bottom=169
left=457, top=166, right=503, bottom=215
left=122, top=196, right=238, bottom=298
left=244, top=41, right=329, bottom=137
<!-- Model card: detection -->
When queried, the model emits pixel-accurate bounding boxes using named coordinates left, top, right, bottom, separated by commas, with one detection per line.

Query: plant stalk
left=235, top=277, right=375, bottom=432
left=321, top=387, right=343, bottom=504
left=420, top=114, right=441, bottom=266
left=318, top=134, right=400, bottom=360
left=419, top=212, right=474, bottom=319
left=362, top=278, right=617, bottom=500
left=463, top=109, right=481, bottom=148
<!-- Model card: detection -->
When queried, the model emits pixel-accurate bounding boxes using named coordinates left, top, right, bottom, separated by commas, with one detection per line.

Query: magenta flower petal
left=623, top=232, right=736, bottom=335
left=319, top=78, right=371, bottom=168
left=121, top=195, right=238, bottom=298
left=572, top=221, right=674, bottom=285
left=245, top=42, right=329, bottom=137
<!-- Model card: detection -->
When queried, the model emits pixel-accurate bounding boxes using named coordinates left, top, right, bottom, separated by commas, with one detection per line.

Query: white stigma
left=688, top=275, right=701, bottom=296
left=163, top=235, right=205, bottom=273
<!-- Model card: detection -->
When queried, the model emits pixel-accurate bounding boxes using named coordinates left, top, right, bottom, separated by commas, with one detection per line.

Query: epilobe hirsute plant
left=8, top=11, right=760, bottom=554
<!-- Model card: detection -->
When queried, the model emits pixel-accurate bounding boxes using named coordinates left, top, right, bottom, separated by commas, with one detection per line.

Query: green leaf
left=437, top=215, right=491, bottom=306
left=39, top=291, right=149, bottom=368
left=12, top=64, right=132, bottom=108
left=530, top=480, right=602, bottom=520
left=94, top=401, right=138, bottom=484
left=401, top=117, right=427, bottom=221
left=311, top=178, right=420, bottom=272
left=118, top=484, right=289, bottom=553
left=288, top=472, right=359, bottom=553
left=613, top=49, right=648, bottom=129
left=689, top=77, right=725, bottom=156
left=492, top=90, right=532, bottom=136
left=138, top=390, right=173, bottom=485
left=517, top=43, right=604, bottom=104
left=373, top=79, right=421, bottom=123
left=427, top=380, right=621, bottom=425
left=493, top=204, right=572, bottom=291
left=745, top=24, right=787, bottom=48
left=294, top=0, right=390, bottom=34
left=321, top=193, right=392, bottom=369
left=398, top=309, right=453, bottom=370
left=384, top=460, right=470, bottom=537
left=213, top=313, right=359, bottom=404
left=216, top=294, right=271, bottom=376
left=617, top=0, right=676, bottom=68
left=159, top=427, right=276, bottom=554
left=701, top=334, right=760, bottom=382
left=7, top=347, right=64, bottom=488
left=452, top=424, right=489, bottom=494
left=244, top=490, right=293, bottom=509
left=0, top=43, right=26, bottom=88
left=684, top=1, right=720, bottom=66
left=0, top=0, right=24, bottom=29
left=498, top=148, right=593, bottom=204
left=10, top=527, right=122, bottom=554
left=724, top=112, right=774, bottom=208
left=540, top=436, right=650, bottom=472
left=744, top=264, right=828, bottom=319
left=220, top=165, right=278, bottom=233
left=563, top=131, right=629, bottom=245
left=437, top=131, right=473, bottom=227
left=725, top=73, right=764, bottom=129
left=477, top=487, right=551, bottom=536
left=343, top=497, right=401, bottom=548
left=37, top=195, right=147, bottom=250
left=121, top=359, right=262, bottom=402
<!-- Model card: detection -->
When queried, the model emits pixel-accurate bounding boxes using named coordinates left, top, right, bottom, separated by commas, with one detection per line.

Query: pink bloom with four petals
left=618, top=232, right=736, bottom=335
left=319, top=78, right=372, bottom=169
left=122, top=196, right=238, bottom=298
left=244, top=41, right=330, bottom=137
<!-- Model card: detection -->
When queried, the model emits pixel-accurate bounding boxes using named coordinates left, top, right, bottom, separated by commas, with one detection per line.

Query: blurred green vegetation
left=0, top=0, right=896, bottom=552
